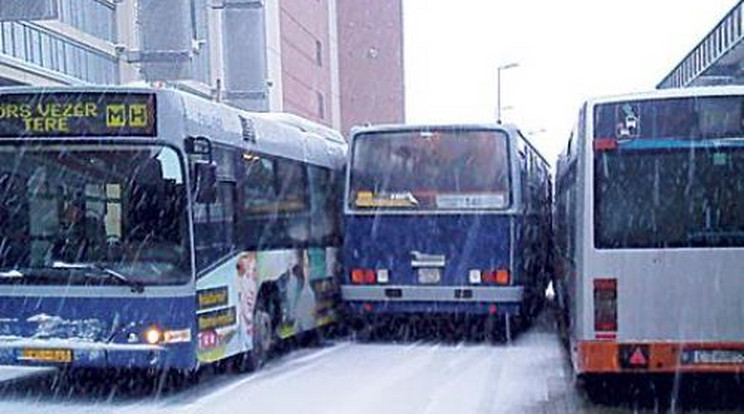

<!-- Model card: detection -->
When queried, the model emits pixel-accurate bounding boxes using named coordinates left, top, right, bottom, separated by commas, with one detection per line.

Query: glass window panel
left=0, top=23, right=9, bottom=56
left=41, top=32, right=52, bottom=69
left=55, top=38, right=66, bottom=73
left=13, top=24, right=25, bottom=60
left=65, top=42, right=76, bottom=77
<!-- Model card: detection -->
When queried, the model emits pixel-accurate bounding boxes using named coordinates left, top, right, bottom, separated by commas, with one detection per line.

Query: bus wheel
left=353, top=318, right=374, bottom=342
left=578, top=374, right=614, bottom=403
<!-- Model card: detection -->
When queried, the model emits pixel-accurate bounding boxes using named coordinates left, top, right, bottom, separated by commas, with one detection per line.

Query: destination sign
left=0, top=92, right=157, bottom=137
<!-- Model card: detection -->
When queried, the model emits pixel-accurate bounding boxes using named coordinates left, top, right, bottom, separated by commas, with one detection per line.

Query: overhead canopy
left=659, top=2, right=744, bottom=89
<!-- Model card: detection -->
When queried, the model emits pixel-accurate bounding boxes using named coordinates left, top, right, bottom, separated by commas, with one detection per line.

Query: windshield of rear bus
left=0, top=144, right=190, bottom=285
left=594, top=96, right=744, bottom=249
left=349, top=129, right=511, bottom=211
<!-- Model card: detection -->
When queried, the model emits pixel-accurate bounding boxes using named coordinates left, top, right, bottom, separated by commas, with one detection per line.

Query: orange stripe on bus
left=577, top=342, right=620, bottom=373
left=577, top=341, right=744, bottom=374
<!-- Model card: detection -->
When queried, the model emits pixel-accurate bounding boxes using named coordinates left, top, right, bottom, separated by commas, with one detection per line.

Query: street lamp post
left=496, top=62, right=519, bottom=124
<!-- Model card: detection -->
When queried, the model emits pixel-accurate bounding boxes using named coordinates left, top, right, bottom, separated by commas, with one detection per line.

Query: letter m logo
left=106, top=105, right=126, bottom=127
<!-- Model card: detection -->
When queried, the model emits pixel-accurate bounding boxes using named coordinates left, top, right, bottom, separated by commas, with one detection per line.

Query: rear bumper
left=342, top=285, right=523, bottom=302
left=341, top=285, right=523, bottom=315
left=576, top=341, right=744, bottom=374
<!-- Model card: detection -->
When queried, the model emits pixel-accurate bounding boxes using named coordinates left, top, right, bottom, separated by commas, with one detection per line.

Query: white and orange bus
left=554, top=86, right=744, bottom=382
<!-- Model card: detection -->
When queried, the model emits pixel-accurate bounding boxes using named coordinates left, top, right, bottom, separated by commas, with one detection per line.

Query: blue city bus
left=0, top=86, right=347, bottom=374
left=341, top=124, right=551, bottom=339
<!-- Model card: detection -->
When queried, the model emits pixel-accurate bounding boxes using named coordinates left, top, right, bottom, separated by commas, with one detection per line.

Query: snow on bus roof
left=175, top=88, right=347, bottom=168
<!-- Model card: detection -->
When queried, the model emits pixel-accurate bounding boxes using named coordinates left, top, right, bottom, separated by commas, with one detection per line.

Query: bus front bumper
left=0, top=338, right=193, bottom=370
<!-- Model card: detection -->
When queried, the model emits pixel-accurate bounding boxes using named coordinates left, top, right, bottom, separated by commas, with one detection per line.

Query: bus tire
left=578, top=373, right=614, bottom=403
left=353, top=318, right=374, bottom=342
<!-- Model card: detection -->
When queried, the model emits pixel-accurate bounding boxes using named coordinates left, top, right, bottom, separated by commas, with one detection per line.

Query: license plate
left=418, top=268, right=441, bottom=284
left=20, top=348, right=73, bottom=363
left=686, top=350, right=744, bottom=365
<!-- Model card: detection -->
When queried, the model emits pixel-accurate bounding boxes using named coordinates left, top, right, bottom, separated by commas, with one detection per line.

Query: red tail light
left=482, top=269, right=510, bottom=285
left=351, top=269, right=365, bottom=284
left=363, top=269, right=376, bottom=284
left=593, top=138, right=619, bottom=152
left=351, top=269, right=376, bottom=285
left=594, top=278, right=617, bottom=332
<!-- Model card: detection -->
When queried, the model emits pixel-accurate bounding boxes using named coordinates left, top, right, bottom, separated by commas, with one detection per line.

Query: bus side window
left=308, top=165, right=340, bottom=246
left=238, top=154, right=310, bottom=250
left=275, top=158, right=310, bottom=245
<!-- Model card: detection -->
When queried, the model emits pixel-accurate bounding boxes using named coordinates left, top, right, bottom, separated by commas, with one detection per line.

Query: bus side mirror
left=194, top=162, right=217, bottom=204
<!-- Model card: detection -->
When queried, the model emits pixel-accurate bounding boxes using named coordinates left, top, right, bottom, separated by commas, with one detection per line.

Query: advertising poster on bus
left=196, top=248, right=338, bottom=363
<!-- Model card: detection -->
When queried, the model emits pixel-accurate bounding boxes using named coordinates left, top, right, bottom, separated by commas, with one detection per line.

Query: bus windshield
left=0, top=144, right=190, bottom=285
left=349, top=129, right=511, bottom=210
left=594, top=98, right=744, bottom=249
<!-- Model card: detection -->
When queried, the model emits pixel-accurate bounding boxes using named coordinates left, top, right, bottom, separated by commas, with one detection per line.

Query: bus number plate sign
left=19, top=348, right=73, bottom=363
left=0, top=92, right=157, bottom=138
left=418, top=268, right=441, bottom=284
left=685, top=350, right=744, bottom=365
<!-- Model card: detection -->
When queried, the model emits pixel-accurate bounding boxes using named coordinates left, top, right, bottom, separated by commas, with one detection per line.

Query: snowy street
left=1, top=310, right=743, bottom=414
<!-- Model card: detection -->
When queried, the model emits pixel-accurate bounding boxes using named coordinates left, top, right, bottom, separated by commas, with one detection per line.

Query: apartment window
left=12, top=24, right=25, bottom=60
left=315, top=39, right=322, bottom=66
left=41, top=32, right=53, bottom=68
left=59, top=0, right=116, bottom=42
left=185, top=0, right=211, bottom=84
left=1, top=23, right=12, bottom=55
left=8, top=23, right=118, bottom=84
left=317, top=92, right=325, bottom=119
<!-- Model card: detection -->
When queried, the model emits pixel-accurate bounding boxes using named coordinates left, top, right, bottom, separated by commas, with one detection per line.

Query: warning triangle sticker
left=629, top=348, right=648, bottom=366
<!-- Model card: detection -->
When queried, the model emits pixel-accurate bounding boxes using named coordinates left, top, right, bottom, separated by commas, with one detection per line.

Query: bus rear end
left=576, top=91, right=744, bottom=376
left=342, top=126, right=524, bottom=334
left=0, top=89, right=197, bottom=372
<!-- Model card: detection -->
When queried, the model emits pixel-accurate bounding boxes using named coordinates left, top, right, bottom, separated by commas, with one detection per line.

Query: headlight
left=143, top=325, right=163, bottom=345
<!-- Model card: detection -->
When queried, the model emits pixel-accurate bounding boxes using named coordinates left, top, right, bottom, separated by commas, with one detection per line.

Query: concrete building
left=0, top=0, right=405, bottom=132
left=337, top=0, right=405, bottom=135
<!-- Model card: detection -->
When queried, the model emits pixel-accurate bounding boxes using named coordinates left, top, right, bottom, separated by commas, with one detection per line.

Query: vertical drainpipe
left=328, top=0, right=342, bottom=131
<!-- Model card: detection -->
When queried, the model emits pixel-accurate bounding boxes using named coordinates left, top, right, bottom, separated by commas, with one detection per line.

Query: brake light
left=364, top=270, right=376, bottom=284
left=351, top=269, right=376, bottom=284
left=482, top=269, right=510, bottom=285
left=594, top=278, right=617, bottom=332
left=593, top=138, right=619, bottom=152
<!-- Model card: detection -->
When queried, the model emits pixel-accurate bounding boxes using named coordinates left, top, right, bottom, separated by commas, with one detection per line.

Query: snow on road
left=0, top=317, right=576, bottom=414
left=0, top=366, right=53, bottom=384
left=5, top=313, right=744, bottom=413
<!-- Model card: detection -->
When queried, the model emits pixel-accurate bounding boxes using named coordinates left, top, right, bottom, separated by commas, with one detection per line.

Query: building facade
left=0, top=0, right=405, bottom=132
left=337, top=0, right=405, bottom=135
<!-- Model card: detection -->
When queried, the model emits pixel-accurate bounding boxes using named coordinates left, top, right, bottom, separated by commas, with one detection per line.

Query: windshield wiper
left=52, top=261, right=145, bottom=293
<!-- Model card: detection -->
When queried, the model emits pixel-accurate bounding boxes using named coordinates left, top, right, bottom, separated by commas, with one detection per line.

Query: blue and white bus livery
left=0, top=86, right=346, bottom=373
